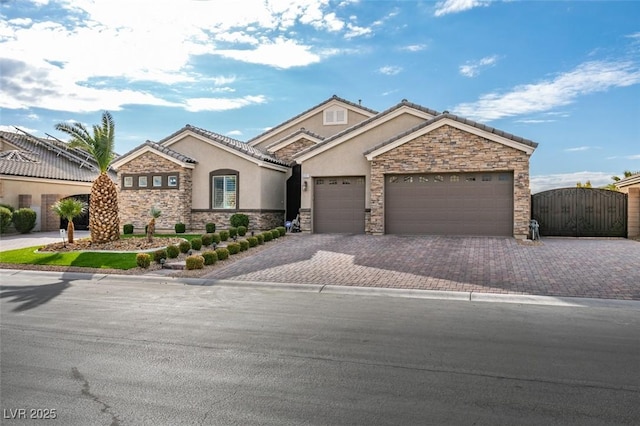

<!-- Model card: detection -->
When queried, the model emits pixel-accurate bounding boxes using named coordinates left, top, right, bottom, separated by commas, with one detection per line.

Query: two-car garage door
left=385, top=172, right=514, bottom=236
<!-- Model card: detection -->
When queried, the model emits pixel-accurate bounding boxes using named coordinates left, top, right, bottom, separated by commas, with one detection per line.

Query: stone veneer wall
left=369, top=125, right=532, bottom=238
left=299, top=208, right=312, bottom=233
left=191, top=210, right=284, bottom=233
left=117, top=152, right=193, bottom=231
left=628, top=187, right=639, bottom=238
left=41, top=194, right=61, bottom=231
left=272, top=138, right=316, bottom=163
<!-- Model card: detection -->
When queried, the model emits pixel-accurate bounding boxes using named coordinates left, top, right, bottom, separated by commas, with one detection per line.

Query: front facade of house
left=113, top=96, right=538, bottom=238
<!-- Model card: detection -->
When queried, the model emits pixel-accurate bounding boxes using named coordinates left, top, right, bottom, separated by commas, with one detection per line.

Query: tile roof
left=614, top=173, right=640, bottom=188
left=0, top=130, right=115, bottom=182
left=265, top=127, right=325, bottom=151
left=116, top=140, right=197, bottom=165
left=247, top=95, right=378, bottom=145
left=363, top=111, right=539, bottom=156
left=159, top=124, right=289, bottom=167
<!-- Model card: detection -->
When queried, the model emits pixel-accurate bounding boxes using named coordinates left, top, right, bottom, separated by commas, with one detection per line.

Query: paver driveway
left=203, top=235, right=640, bottom=300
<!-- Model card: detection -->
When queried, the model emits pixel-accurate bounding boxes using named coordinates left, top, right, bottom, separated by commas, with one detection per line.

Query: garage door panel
left=385, top=172, right=513, bottom=236
left=314, top=176, right=365, bottom=233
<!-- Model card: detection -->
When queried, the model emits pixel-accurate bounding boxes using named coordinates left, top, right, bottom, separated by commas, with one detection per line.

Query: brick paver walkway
left=203, top=235, right=640, bottom=300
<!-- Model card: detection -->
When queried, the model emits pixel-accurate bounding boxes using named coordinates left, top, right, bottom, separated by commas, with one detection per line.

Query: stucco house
left=113, top=96, right=538, bottom=238
left=0, top=130, right=114, bottom=231
left=615, top=173, right=640, bottom=238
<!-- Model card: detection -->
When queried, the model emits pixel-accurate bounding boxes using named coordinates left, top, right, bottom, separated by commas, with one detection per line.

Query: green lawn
left=0, top=234, right=201, bottom=270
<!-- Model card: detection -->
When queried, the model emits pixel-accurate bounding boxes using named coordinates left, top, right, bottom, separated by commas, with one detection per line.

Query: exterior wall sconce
left=303, top=181, right=308, bottom=191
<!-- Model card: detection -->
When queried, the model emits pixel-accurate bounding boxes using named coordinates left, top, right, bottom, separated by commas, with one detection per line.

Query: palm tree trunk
left=147, top=218, right=155, bottom=242
left=90, top=173, right=120, bottom=243
left=67, top=219, right=75, bottom=244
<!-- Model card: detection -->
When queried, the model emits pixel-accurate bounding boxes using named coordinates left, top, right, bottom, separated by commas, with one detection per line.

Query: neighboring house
left=0, top=130, right=114, bottom=232
left=615, top=173, right=640, bottom=238
left=113, top=95, right=538, bottom=238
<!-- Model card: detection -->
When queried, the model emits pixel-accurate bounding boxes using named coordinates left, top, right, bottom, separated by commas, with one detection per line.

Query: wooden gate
left=531, top=188, right=627, bottom=237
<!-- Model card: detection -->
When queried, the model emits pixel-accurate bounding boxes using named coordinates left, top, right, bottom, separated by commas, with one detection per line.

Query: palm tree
left=55, top=111, right=119, bottom=244
left=51, top=198, right=88, bottom=244
left=147, top=206, right=162, bottom=242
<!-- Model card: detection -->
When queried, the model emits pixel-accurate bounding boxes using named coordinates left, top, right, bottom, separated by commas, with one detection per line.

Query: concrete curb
left=2, top=269, right=639, bottom=309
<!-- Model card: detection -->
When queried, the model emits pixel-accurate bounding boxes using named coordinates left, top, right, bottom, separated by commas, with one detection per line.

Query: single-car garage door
left=314, top=176, right=365, bottom=233
left=385, top=172, right=513, bottom=236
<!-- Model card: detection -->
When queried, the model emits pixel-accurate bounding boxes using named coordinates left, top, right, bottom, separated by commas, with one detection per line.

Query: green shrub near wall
left=262, top=231, right=273, bottom=242
left=219, top=230, right=229, bottom=241
left=276, top=226, right=286, bottom=237
left=237, top=226, right=247, bottom=236
left=230, top=213, right=249, bottom=228
left=0, top=207, right=12, bottom=233
left=123, top=224, right=134, bottom=234
left=270, top=229, right=280, bottom=240
left=12, top=208, right=36, bottom=234
left=179, top=240, right=191, bottom=253
left=238, top=239, right=249, bottom=251
left=229, top=227, right=238, bottom=238
left=175, top=223, right=186, bottom=233
left=211, top=233, right=221, bottom=244
left=227, top=242, right=241, bottom=255
left=201, top=234, right=213, bottom=246
left=256, top=233, right=264, bottom=245
left=190, top=238, right=202, bottom=251
left=205, top=223, right=216, bottom=233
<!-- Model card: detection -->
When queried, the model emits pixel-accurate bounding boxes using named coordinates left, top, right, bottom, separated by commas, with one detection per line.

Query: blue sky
left=1, top=0, right=638, bottom=193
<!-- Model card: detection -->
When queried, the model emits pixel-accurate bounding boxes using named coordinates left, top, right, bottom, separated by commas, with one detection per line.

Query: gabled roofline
left=160, top=126, right=289, bottom=172
left=110, top=141, right=197, bottom=170
left=364, top=113, right=538, bottom=160
left=265, top=128, right=324, bottom=153
left=293, top=100, right=439, bottom=162
left=615, top=173, right=640, bottom=188
left=247, top=95, right=378, bottom=147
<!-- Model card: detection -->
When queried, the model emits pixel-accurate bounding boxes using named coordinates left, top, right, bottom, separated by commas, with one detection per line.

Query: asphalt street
left=1, top=272, right=639, bottom=425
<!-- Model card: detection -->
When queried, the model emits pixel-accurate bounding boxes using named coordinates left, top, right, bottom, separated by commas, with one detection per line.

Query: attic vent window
left=323, top=106, right=347, bottom=125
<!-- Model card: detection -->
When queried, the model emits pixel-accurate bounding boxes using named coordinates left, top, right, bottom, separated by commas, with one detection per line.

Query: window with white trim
left=323, top=106, right=347, bottom=125
left=211, top=171, right=238, bottom=209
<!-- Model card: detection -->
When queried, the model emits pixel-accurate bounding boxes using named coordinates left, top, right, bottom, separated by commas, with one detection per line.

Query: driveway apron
left=203, top=235, right=640, bottom=300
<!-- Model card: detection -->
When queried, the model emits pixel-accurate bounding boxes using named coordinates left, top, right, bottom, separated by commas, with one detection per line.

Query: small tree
left=51, top=198, right=88, bottom=243
left=147, top=207, right=161, bottom=242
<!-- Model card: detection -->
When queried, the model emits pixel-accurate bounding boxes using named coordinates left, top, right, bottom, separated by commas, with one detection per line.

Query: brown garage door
left=314, top=176, right=365, bottom=233
left=385, top=172, right=513, bottom=236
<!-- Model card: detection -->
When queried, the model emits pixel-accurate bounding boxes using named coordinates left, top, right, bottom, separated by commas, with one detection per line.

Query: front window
left=212, top=175, right=237, bottom=209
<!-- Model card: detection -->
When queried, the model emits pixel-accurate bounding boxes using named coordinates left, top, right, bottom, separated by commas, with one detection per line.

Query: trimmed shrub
left=205, top=222, right=216, bottom=233
left=262, top=231, right=273, bottom=242
left=136, top=253, right=151, bottom=268
left=256, top=233, right=264, bottom=245
left=247, top=236, right=258, bottom=247
left=211, top=233, right=221, bottom=244
left=230, top=213, right=249, bottom=228
left=123, top=224, right=134, bottom=234
left=271, top=229, right=280, bottom=240
left=227, top=242, right=241, bottom=255
left=185, top=255, right=204, bottom=270
left=276, top=226, right=286, bottom=237
left=12, top=208, right=36, bottom=234
left=219, top=230, right=229, bottom=241
left=166, top=244, right=180, bottom=259
left=215, top=247, right=229, bottom=260
left=201, top=234, right=213, bottom=247
left=201, top=250, right=218, bottom=265
left=153, top=249, right=168, bottom=263
left=191, top=237, right=202, bottom=251
left=0, top=203, right=14, bottom=212
left=237, top=225, right=247, bottom=236
left=174, top=222, right=186, bottom=233
left=229, top=227, right=238, bottom=238
left=179, top=240, right=191, bottom=253
left=238, top=239, right=249, bottom=251
left=0, top=207, right=12, bottom=234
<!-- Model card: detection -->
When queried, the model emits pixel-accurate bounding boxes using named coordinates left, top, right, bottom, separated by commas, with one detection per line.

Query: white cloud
left=379, top=66, right=403, bottom=76
left=344, top=22, right=372, bottom=39
left=401, top=44, right=428, bottom=52
left=530, top=171, right=616, bottom=194
left=183, top=95, right=266, bottom=112
left=453, top=60, right=640, bottom=122
left=434, top=0, right=491, bottom=17
left=226, top=130, right=243, bottom=136
left=215, top=37, right=322, bottom=69
left=564, top=146, right=591, bottom=152
left=459, top=55, right=499, bottom=77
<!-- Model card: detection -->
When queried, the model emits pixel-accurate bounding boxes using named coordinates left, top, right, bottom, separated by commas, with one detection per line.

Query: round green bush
left=271, top=229, right=280, bottom=240
left=179, top=240, right=191, bottom=253
left=166, top=244, right=180, bottom=258
left=201, top=250, right=218, bottom=265
left=215, top=247, right=229, bottom=260
left=174, top=222, right=186, bottom=233
left=229, top=227, right=238, bottom=238
left=230, top=213, right=249, bottom=228
left=0, top=206, right=12, bottom=233
left=211, top=233, right=221, bottom=244
left=136, top=253, right=151, bottom=268
left=219, top=230, right=229, bottom=241
left=205, top=222, right=216, bottom=233
left=12, top=208, right=36, bottom=234
left=238, top=239, right=249, bottom=251
left=201, top=234, right=213, bottom=247
left=276, top=226, right=286, bottom=237
left=247, top=236, right=258, bottom=247
left=123, top=224, right=134, bottom=235
left=256, top=233, right=264, bottom=245
left=153, top=249, right=168, bottom=263
left=237, top=225, right=247, bottom=236
left=190, top=237, right=202, bottom=251
left=185, top=255, right=204, bottom=270
left=227, top=242, right=241, bottom=255
left=262, top=231, right=272, bottom=242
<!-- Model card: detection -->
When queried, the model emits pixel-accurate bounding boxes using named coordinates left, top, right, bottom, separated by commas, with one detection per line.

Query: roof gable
left=110, top=140, right=197, bottom=170
left=247, top=95, right=378, bottom=147
left=265, top=128, right=324, bottom=154
left=364, top=113, right=538, bottom=160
